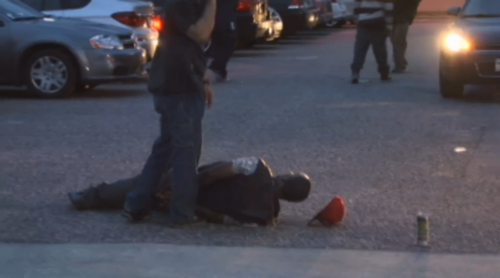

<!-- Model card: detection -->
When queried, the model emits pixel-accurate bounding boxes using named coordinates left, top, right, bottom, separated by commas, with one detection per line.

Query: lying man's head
left=274, top=172, right=312, bottom=202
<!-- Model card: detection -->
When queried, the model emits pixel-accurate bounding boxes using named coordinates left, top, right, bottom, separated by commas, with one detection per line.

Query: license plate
left=496, top=59, right=500, bottom=72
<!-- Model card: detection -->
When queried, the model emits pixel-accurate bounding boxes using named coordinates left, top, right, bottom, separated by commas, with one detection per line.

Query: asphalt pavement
left=2, top=21, right=500, bottom=254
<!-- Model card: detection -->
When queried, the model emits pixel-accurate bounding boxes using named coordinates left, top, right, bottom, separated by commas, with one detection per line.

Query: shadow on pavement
left=232, top=51, right=272, bottom=58
left=0, top=85, right=145, bottom=100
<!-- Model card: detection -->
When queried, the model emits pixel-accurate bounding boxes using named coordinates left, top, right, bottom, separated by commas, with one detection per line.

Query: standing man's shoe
left=351, top=71, right=360, bottom=84
left=391, top=68, right=406, bottom=74
left=380, top=73, right=392, bottom=81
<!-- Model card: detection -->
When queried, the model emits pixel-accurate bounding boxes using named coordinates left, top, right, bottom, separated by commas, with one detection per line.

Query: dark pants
left=208, top=30, right=237, bottom=78
left=351, top=27, right=390, bottom=75
left=124, top=92, right=205, bottom=224
left=88, top=162, right=222, bottom=210
left=391, top=23, right=410, bottom=70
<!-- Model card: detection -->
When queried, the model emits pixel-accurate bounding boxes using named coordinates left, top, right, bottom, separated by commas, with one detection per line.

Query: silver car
left=0, top=0, right=147, bottom=98
left=19, top=0, right=158, bottom=63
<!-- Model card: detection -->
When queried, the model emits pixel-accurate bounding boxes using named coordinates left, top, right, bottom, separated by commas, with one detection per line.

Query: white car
left=19, top=0, right=159, bottom=63
left=326, top=0, right=355, bottom=27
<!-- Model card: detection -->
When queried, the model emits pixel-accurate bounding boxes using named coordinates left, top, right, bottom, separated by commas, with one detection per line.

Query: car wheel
left=325, top=19, right=338, bottom=28
left=268, top=7, right=283, bottom=41
left=334, top=20, right=345, bottom=28
left=24, top=49, right=78, bottom=98
left=439, top=70, right=464, bottom=98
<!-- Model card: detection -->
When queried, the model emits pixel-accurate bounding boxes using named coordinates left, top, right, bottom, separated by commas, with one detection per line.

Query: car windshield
left=461, top=0, right=500, bottom=17
left=0, top=0, right=45, bottom=20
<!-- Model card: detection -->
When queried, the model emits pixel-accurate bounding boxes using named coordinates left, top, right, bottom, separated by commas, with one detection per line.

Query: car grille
left=476, top=62, right=500, bottom=77
left=118, top=34, right=137, bottom=49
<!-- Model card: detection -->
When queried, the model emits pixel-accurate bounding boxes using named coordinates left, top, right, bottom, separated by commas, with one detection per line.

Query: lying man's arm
left=167, top=0, right=216, bottom=44
left=197, top=157, right=261, bottom=187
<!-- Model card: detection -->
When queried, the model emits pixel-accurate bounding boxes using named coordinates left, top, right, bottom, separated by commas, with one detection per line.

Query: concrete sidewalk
left=1, top=244, right=500, bottom=278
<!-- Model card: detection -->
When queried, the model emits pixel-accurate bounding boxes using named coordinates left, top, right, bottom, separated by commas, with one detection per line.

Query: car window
left=462, top=0, right=500, bottom=16
left=62, top=0, right=91, bottom=10
left=0, top=0, right=45, bottom=20
left=19, top=0, right=43, bottom=11
left=43, top=0, right=63, bottom=11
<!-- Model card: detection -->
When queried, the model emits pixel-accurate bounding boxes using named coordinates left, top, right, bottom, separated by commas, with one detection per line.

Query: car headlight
left=89, top=35, right=123, bottom=50
left=443, top=32, right=471, bottom=52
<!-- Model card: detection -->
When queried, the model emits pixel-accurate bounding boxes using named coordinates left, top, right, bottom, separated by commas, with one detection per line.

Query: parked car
left=267, top=0, right=318, bottom=36
left=268, top=6, right=284, bottom=41
left=439, top=0, right=500, bottom=98
left=312, top=0, right=333, bottom=28
left=326, top=0, right=347, bottom=27
left=19, top=0, right=159, bottom=63
left=236, top=0, right=273, bottom=47
left=0, top=0, right=147, bottom=98
left=147, top=0, right=273, bottom=48
left=339, top=0, right=356, bottom=24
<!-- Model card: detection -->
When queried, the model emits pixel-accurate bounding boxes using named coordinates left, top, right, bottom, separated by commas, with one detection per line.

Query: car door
left=0, top=15, right=13, bottom=83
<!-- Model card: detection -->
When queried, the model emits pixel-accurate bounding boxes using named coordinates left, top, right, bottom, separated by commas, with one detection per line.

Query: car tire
left=439, top=70, right=464, bottom=99
left=24, top=49, right=78, bottom=98
left=334, top=20, right=345, bottom=28
left=325, top=19, right=338, bottom=28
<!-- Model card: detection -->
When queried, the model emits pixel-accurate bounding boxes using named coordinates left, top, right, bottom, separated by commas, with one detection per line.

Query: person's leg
left=166, top=91, right=206, bottom=225
left=350, top=27, right=371, bottom=84
left=391, top=23, right=410, bottom=72
left=208, top=30, right=237, bottom=81
left=371, top=28, right=391, bottom=80
left=123, top=95, right=176, bottom=220
left=68, top=176, right=139, bottom=210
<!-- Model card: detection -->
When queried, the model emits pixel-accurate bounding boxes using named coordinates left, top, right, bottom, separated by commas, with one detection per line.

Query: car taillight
left=237, top=0, right=254, bottom=11
left=330, top=0, right=337, bottom=2
left=289, top=0, right=305, bottom=9
left=151, top=15, right=163, bottom=31
left=112, top=12, right=149, bottom=28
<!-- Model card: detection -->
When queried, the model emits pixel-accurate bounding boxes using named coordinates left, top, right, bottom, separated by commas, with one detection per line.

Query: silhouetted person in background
left=207, top=0, right=239, bottom=82
left=391, top=0, right=421, bottom=73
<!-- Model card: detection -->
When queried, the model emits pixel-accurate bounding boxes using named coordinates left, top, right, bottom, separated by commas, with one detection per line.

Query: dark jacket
left=393, top=0, right=421, bottom=25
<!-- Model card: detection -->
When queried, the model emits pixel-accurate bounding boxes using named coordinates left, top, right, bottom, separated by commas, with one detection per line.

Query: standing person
left=391, top=0, right=421, bottom=73
left=207, top=0, right=239, bottom=82
left=350, top=0, right=394, bottom=84
left=123, top=0, right=217, bottom=227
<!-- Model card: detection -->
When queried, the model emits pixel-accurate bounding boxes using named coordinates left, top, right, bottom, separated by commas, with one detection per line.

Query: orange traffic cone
left=308, top=196, right=346, bottom=227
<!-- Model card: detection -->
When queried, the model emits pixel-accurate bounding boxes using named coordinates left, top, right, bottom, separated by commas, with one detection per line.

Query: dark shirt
left=197, top=158, right=280, bottom=225
left=148, top=0, right=207, bottom=95
left=393, top=0, right=421, bottom=25
left=214, top=0, right=238, bottom=33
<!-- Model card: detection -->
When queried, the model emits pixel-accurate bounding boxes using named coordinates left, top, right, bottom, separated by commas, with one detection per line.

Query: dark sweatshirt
left=393, top=0, right=422, bottom=25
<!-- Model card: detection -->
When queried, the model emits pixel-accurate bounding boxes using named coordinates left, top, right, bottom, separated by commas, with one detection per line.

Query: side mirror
left=447, top=6, right=461, bottom=16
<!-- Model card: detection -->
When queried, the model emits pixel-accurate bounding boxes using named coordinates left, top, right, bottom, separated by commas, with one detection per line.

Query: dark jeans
left=124, top=91, right=205, bottom=224
left=86, top=162, right=221, bottom=210
left=351, top=27, right=390, bottom=75
left=208, top=30, right=237, bottom=78
left=391, top=23, right=410, bottom=70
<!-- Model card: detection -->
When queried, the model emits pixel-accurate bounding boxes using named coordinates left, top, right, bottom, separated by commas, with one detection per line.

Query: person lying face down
left=68, top=157, right=312, bottom=226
